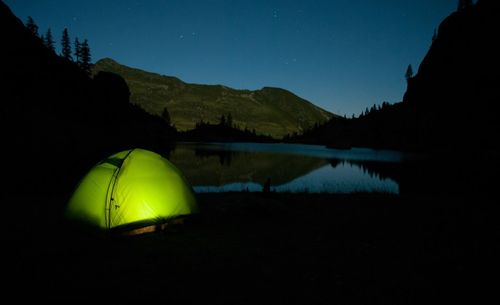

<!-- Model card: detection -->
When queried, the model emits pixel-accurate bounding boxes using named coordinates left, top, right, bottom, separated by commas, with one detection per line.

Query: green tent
left=66, top=148, right=198, bottom=231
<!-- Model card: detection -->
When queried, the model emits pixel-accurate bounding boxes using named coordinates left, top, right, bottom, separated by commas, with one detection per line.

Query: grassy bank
left=3, top=192, right=497, bottom=304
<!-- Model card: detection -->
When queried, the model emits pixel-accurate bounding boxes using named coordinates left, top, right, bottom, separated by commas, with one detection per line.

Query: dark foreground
left=3, top=192, right=498, bottom=304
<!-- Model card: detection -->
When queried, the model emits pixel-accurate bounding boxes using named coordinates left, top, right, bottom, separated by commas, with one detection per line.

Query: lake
left=168, top=143, right=415, bottom=194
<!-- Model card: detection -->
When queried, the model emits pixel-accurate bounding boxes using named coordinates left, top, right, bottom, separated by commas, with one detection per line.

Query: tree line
left=25, top=16, right=92, bottom=75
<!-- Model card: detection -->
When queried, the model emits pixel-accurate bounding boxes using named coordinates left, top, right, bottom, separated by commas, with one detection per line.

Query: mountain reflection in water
left=168, top=143, right=403, bottom=194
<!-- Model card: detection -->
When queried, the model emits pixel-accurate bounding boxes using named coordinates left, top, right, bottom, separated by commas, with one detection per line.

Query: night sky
left=5, top=0, right=456, bottom=116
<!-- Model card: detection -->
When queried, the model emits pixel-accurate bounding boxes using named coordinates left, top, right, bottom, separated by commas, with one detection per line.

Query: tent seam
left=106, top=148, right=135, bottom=229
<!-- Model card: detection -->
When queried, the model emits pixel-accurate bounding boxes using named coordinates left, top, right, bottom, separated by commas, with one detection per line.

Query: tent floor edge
left=115, top=218, right=186, bottom=237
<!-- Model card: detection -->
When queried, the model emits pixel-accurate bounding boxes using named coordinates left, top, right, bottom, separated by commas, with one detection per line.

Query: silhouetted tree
left=80, top=39, right=91, bottom=75
left=262, top=177, right=271, bottom=193
left=226, top=113, right=233, bottom=128
left=432, top=28, right=437, bottom=43
left=45, top=28, right=55, bottom=52
left=405, top=64, right=414, bottom=82
left=162, top=107, right=171, bottom=126
left=219, top=114, right=226, bottom=126
left=74, top=38, right=81, bottom=64
left=61, top=28, right=72, bottom=60
left=25, top=16, right=38, bottom=37
left=457, top=0, right=473, bottom=11
left=195, top=119, right=206, bottom=129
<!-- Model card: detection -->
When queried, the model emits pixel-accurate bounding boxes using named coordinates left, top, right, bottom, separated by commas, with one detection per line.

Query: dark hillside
left=0, top=1, right=174, bottom=197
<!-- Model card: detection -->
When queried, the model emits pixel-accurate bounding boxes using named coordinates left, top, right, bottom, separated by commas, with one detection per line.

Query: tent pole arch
left=105, top=149, right=134, bottom=229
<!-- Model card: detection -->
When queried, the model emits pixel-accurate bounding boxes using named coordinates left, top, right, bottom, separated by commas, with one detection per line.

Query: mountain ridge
left=93, top=58, right=334, bottom=138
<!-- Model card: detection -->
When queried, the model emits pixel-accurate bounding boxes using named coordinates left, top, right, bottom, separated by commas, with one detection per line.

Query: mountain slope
left=93, top=58, right=334, bottom=138
left=0, top=1, right=175, bottom=195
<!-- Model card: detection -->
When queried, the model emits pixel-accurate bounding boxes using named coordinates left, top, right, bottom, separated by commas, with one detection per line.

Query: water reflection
left=169, top=143, right=403, bottom=194
left=273, top=161, right=399, bottom=193
left=191, top=142, right=408, bottom=162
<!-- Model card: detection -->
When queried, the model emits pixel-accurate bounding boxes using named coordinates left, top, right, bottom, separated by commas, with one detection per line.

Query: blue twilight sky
left=5, top=0, right=456, bottom=116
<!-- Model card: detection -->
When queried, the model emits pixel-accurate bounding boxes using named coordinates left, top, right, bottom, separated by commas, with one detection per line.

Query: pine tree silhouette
left=25, top=16, right=38, bottom=37
left=226, top=113, right=233, bottom=128
left=219, top=114, right=226, bottom=126
left=74, top=37, right=81, bottom=65
left=457, top=0, right=473, bottom=11
left=405, top=64, right=414, bottom=82
left=45, top=28, right=55, bottom=52
left=61, top=28, right=72, bottom=60
left=162, top=107, right=171, bottom=126
left=80, top=39, right=91, bottom=75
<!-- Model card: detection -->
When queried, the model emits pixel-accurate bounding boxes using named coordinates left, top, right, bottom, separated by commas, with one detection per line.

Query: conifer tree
left=162, top=107, right=171, bottom=126
left=226, top=113, right=233, bottom=128
left=458, top=0, right=473, bottom=11
left=45, top=28, right=55, bottom=52
left=432, top=28, right=437, bottom=43
left=61, top=28, right=72, bottom=60
left=80, top=39, right=91, bottom=75
left=219, top=114, right=226, bottom=126
left=25, top=16, right=38, bottom=37
left=74, top=37, right=81, bottom=65
left=405, top=64, right=414, bottom=82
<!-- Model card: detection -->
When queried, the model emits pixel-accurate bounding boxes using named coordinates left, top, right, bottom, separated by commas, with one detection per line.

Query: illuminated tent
left=66, top=148, right=198, bottom=232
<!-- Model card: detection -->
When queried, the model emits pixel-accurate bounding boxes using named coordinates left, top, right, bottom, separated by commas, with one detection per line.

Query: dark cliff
left=293, top=0, right=500, bottom=151
left=403, top=0, right=500, bottom=149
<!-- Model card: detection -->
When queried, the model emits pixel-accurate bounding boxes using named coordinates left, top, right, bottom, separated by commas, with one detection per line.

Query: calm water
left=168, top=143, right=412, bottom=194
